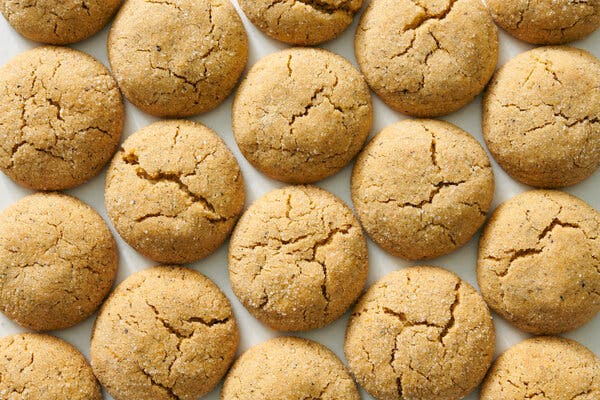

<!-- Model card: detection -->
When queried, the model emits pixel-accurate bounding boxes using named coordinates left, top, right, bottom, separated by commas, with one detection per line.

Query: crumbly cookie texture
left=0, top=46, right=124, bottom=190
left=108, top=0, right=247, bottom=117
left=233, top=47, right=372, bottom=183
left=229, top=185, right=368, bottom=331
left=222, top=336, right=360, bottom=400
left=480, top=337, right=600, bottom=400
left=351, top=119, right=494, bottom=260
left=355, top=0, right=498, bottom=117
left=0, top=333, right=102, bottom=400
left=0, top=193, right=118, bottom=331
left=345, top=266, right=495, bottom=400
left=91, top=266, right=239, bottom=400
left=477, top=190, right=600, bottom=334
left=483, top=46, right=600, bottom=188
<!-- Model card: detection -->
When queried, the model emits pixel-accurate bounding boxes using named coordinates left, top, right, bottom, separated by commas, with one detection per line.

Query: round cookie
left=477, top=190, right=600, bottom=334
left=91, top=266, right=239, bottom=400
left=345, top=266, right=495, bottom=400
left=229, top=185, right=368, bottom=331
left=105, top=120, right=245, bottom=264
left=0, top=333, right=101, bottom=400
left=483, top=46, right=600, bottom=188
left=108, top=0, right=248, bottom=117
left=355, top=0, right=498, bottom=117
left=233, top=48, right=373, bottom=183
left=351, top=119, right=494, bottom=260
left=481, top=337, right=600, bottom=400
left=0, top=46, right=124, bottom=190
left=222, top=336, right=360, bottom=400
left=0, top=193, right=118, bottom=331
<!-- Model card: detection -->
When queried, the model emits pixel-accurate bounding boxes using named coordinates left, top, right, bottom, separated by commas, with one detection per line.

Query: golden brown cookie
left=0, top=46, right=124, bottom=190
left=0, top=193, right=118, bottom=331
left=232, top=47, right=373, bottom=183
left=222, top=336, right=360, bottom=400
left=483, top=46, right=600, bottom=188
left=355, top=0, right=498, bottom=117
left=345, top=266, right=495, bottom=400
left=108, top=0, right=248, bottom=117
left=91, top=265, right=239, bottom=400
left=351, top=119, right=494, bottom=260
left=105, top=120, right=245, bottom=264
left=229, top=185, right=368, bottom=331
left=477, top=190, right=600, bottom=334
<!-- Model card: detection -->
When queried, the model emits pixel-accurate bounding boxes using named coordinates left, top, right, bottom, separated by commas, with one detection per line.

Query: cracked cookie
left=232, top=47, right=373, bottom=183
left=0, top=193, right=118, bottom=331
left=345, top=266, right=495, bottom=400
left=355, top=0, right=498, bottom=117
left=105, top=119, right=245, bottom=264
left=477, top=190, right=600, bottom=334
left=481, top=336, right=600, bottom=400
left=351, top=119, right=494, bottom=260
left=0, top=46, right=124, bottom=190
left=0, top=333, right=102, bottom=400
left=108, top=0, right=248, bottom=117
left=228, top=185, right=368, bottom=331
left=91, top=265, right=239, bottom=400
left=483, top=46, right=600, bottom=188
left=222, top=336, right=360, bottom=400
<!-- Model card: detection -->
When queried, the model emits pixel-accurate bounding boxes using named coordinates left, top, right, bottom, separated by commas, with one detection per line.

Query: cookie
left=481, top=336, right=600, bottom=400
left=238, top=0, right=363, bottom=45
left=108, top=0, right=248, bottom=117
left=105, top=120, right=245, bottom=264
left=0, top=46, right=124, bottom=190
left=345, top=266, right=495, bottom=400
left=351, top=119, right=494, bottom=260
left=91, top=265, right=239, bottom=400
left=0, top=193, right=118, bottom=331
left=232, top=47, right=372, bottom=183
left=0, top=0, right=122, bottom=44
left=0, top=333, right=101, bottom=400
left=487, top=0, right=600, bottom=44
left=477, top=190, right=600, bottom=334
left=483, top=46, right=600, bottom=188
left=222, top=336, right=360, bottom=400
left=355, top=0, right=498, bottom=117
left=229, top=185, right=368, bottom=331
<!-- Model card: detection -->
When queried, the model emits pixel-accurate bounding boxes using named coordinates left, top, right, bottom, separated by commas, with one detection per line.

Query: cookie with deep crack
left=91, top=266, right=239, bottom=400
left=477, top=190, right=600, bottom=334
left=0, top=193, right=118, bottom=331
left=108, top=0, right=248, bottom=117
left=351, top=119, right=494, bottom=260
left=483, top=46, right=600, bottom=188
left=228, top=185, right=368, bottom=331
left=105, top=119, right=245, bottom=264
left=345, top=266, right=495, bottom=400
left=355, top=0, right=498, bottom=117
left=232, top=47, right=373, bottom=183
left=222, top=336, right=360, bottom=400
left=0, top=46, right=124, bottom=190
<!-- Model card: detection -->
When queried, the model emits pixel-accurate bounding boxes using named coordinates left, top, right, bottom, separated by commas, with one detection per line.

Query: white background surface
left=0, top=1, right=598, bottom=399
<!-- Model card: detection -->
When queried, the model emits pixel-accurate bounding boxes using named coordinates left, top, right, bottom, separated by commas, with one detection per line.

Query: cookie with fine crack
left=228, top=185, right=368, bottom=331
left=232, top=47, right=373, bottom=183
left=108, top=0, right=247, bottom=117
left=355, top=0, right=498, bottom=117
left=105, top=119, right=245, bottom=264
left=222, top=336, right=360, bottom=400
left=477, top=190, right=600, bottom=334
left=483, top=46, right=600, bottom=188
left=91, top=265, right=239, bottom=400
left=345, top=266, right=495, bottom=400
left=351, top=119, right=494, bottom=260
